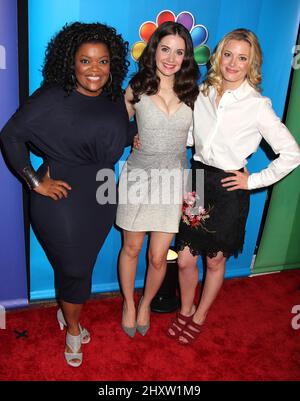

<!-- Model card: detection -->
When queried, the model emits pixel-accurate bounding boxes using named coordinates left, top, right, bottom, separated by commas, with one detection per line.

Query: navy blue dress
left=1, top=85, right=133, bottom=303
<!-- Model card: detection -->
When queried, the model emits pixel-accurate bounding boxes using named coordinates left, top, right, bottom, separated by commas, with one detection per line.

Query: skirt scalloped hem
left=176, top=237, right=245, bottom=259
left=175, top=160, right=250, bottom=259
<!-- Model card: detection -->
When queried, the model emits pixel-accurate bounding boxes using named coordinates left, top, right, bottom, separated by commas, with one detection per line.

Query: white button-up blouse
left=188, top=80, right=300, bottom=190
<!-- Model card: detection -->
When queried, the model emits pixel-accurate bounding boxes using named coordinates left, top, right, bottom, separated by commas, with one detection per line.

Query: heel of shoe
left=58, top=320, right=65, bottom=331
left=57, top=308, right=66, bottom=331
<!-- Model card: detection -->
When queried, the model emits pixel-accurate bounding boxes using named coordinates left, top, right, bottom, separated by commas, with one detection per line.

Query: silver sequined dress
left=116, top=95, right=192, bottom=233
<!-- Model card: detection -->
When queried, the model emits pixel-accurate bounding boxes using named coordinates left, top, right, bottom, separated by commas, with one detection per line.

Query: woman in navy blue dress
left=1, top=22, right=134, bottom=367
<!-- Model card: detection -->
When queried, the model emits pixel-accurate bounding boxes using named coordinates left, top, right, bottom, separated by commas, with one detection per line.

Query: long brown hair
left=130, top=21, right=199, bottom=109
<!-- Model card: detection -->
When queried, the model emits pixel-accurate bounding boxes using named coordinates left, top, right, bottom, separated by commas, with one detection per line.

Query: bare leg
left=179, top=251, right=226, bottom=343
left=168, top=246, right=198, bottom=336
left=178, top=247, right=199, bottom=316
left=119, top=230, right=146, bottom=328
left=137, top=232, right=174, bottom=327
left=61, top=300, right=82, bottom=363
left=193, top=252, right=226, bottom=323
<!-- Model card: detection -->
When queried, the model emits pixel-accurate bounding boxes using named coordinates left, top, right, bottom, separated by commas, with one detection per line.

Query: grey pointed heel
left=136, top=297, right=150, bottom=336
left=121, top=305, right=136, bottom=338
left=136, top=322, right=150, bottom=336
left=122, top=324, right=136, bottom=338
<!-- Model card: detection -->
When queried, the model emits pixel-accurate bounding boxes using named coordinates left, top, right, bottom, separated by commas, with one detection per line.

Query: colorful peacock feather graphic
left=131, top=10, right=210, bottom=65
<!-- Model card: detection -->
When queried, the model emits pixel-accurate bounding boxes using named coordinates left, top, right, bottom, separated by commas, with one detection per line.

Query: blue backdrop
left=26, top=0, right=300, bottom=300
left=0, top=0, right=28, bottom=308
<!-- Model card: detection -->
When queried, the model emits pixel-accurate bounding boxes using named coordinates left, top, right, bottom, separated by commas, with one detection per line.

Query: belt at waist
left=191, top=160, right=244, bottom=173
left=134, top=149, right=186, bottom=157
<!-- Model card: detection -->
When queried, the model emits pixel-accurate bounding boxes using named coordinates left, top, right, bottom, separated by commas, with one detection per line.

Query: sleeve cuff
left=247, top=174, right=261, bottom=190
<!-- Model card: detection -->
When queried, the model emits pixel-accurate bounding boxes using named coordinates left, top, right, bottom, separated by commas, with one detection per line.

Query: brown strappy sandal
left=167, top=312, right=194, bottom=339
left=178, top=320, right=204, bottom=345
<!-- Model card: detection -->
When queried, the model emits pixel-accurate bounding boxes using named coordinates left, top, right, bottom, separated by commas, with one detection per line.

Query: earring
left=71, top=74, right=76, bottom=85
left=107, top=72, right=112, bottom=87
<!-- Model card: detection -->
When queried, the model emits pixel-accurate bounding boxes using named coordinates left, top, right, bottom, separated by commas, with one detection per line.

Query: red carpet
left=0, top=269, right=299, bottom=381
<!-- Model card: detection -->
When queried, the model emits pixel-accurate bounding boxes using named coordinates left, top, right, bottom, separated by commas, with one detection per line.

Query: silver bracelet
left=21, top=165, right=41, bottom=190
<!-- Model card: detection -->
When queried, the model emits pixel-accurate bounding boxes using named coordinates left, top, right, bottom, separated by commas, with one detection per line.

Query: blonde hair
left=202, top=29, right=262, bottom=96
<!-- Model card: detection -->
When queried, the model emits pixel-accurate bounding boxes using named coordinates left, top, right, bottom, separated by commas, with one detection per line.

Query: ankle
left=192, top=313, right=206, bottom=325
left=180, top=305, right=195, bottom=317
left=123, top=300, right=135, bottom=310
left=139, top=297, right=150, bottom=309
left=67, top=325, right=81, bottom=336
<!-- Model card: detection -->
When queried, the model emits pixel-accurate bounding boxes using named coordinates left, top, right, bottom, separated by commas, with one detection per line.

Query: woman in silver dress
left=116, top=21, right=199, bottom=337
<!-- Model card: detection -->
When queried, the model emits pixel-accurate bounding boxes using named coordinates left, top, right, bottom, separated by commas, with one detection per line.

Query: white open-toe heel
left=57, top=308, right=91, bottom=344
left=65, top=332, right=83, bottom=368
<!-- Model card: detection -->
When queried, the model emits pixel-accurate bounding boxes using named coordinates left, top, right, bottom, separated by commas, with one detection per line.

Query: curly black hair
left=130, top=21, right=199, bottom=109
left=42, top=22, right=129, bottom=100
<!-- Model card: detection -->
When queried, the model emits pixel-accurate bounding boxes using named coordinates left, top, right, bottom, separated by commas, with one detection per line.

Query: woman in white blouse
left=168, top=28, right=300, bottom=345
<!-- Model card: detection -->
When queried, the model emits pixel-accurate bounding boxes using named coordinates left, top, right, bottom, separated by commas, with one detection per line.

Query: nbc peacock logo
left=131, top=10, right=210, bottom=65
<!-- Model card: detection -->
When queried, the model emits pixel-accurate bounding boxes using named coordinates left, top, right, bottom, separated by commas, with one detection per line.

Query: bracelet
left=21, top=165, right=41, bottom=190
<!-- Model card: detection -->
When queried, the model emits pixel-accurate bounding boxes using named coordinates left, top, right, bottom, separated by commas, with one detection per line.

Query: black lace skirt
left=176, top=160, right=250, bottom=258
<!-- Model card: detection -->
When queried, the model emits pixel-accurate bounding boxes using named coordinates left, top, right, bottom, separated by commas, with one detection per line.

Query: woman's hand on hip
left=221, top=167, right=249, bottom=191
left=133, top=134, right=140, bottom=150
left=34, top=167, right=72, bottom=200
